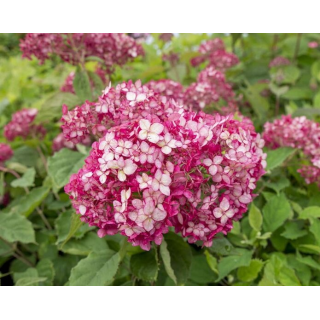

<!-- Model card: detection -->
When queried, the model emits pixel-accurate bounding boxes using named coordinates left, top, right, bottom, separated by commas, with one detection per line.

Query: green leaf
left=281, top=221, right=308, bottom=240
left=248, top=203, right=263, bottom=232
left=130, top=249, right=158, bottom=282
left=296, top=254, right=320, bottom=271
left=61, top=232, right=109, bottom=255
left=299, top=206, right=320, bottom=220
left=282, top=87, right=313, bottom=100
left=309, top=219, right=320, bottom=245
left=36, top=92, right=81, bottom=123
left=189, top=254, right=217, bottom=284
left=204, top=251, right=218, bottom=274
left=14, top=268, right=47, bottom=286
left=263, top=193, right=291, bottom=232
left=8, top=146, right=39, bottom=168
left=11, top=168, right=36, bottom=188
left=88, top=71, right=104, bottom=100
left=48, top=148, right=87, bottom=190
left=167, top=64, right=187, bottom=82
left=217, top=249, right=252, bottom=281
left=55, top=210, right=88, bottom=246
left=265, top=177, right=290, bottom=194
left=0, top=212, right=35, bottom=243
left=160, top=232, right=192, bottom=285
left=3, top=186, right=49, bottom=217
left=298, top=244, right=320, bottom=254
left=36, top=259, right=55, bottom=286
left=237, top=259, right=264, bottom=282
left=73, top=69, right=92, bottom=101
left=265, top=147, right=295, bottom=171
left=278, top=266, right=301, bottom=286
left=69, top=250, right=120, bottom=286
left=313, top=92, right=320, bottom=108
left=209, top=237, right=235, bottom=255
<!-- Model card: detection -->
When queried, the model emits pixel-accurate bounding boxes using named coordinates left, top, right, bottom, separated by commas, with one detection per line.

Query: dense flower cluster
left=146, top=80, right=185, bottom=105
left=0, top=143, right=13, bottom=163
left=191, top=38, right=239, bottom=71
left=61, top=80, right=185, bottom=144
left=183, top=66, right=237, bottom=113
left=4, top=108, right=46, bottom=141
left=263, top=115, right=320, bottom=186
left=20, top=33, right=144, bottom=73
left=268, top=56, right=291, bottom=68
left=65, top=105, right=266, bottom=250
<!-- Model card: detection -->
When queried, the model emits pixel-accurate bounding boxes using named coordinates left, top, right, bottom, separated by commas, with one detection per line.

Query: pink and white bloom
left=213, top=198, right=234, bottom=225
left=151, top=169, right=172, bottom=196
left=138, top=119, right=164, bottom=144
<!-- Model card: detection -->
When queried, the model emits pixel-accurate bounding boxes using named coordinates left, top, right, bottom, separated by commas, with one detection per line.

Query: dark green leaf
left=130, top=249, right=158, bottom=282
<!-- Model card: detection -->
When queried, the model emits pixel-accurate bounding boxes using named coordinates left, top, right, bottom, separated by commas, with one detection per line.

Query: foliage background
left=1, top=33, right=320, bottom=286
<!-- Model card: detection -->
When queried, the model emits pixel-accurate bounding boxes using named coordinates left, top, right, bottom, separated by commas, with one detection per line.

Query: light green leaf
left=204, top=251, right=218, bottom=274
left=248, top=203, right=263, bottom=232
left=36, top=259, right=55, bottom=286
left=61, top=232, right=108, bottom=255
left=8, top=146, right=39, bottom=168
left=11, top=168, right=36, bottom=188
left=263, top=193, right=291, bottom=232
left=48, top=148, right=87, bottom=190
left=237, top=259, right=264, bottom=282
left=130, top=249, right=158, bottom=282
left=0, top=212, right=35, bottom=243
left=3, top=186, right=49, bottom=217
left=299, top=206, right=320, bottom=220
left=278, top=266, right=301, bottom=286
left=310, top=219, right=320, bottom=245
left=298, top=244, right=320, bottom=254
left=69, top=250, right=120, bottom=286
left=36, top=92, right=81, bottom=123
left=160, top=232, right=192, bottom=285
left=282, top=87, right=313, bottom=100
left=265, top=147, right=295, bottom=171
left=167, top=64, right=187, bottom=82
left=313, top=92, right=320, bottom=108
left=281, top=221, right=308, bottom=240
left=265, top=178, right=290, bottom=194
left=73, top=69, right=92, bottom=101
left=217, top=249, right=252, bottom=281
left=14, top=268, right=47, bottom=286
left=296, top=254, right=320, bottom=271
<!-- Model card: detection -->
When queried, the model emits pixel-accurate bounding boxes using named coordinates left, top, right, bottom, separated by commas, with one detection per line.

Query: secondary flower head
left=20, top=33, right=144, bottom=74
left=65, top=109, right=266, bottom=250
left=0, top=143, right=13, bottom=163
left=269, top=56, right=291, bottom=68
left=146, top=80, right=185, bottom=105
left=4, top=108, right=46, bottom=141
left=191, top=38, right=239, bottom=71
left=263, top=115, right=320, bottom=187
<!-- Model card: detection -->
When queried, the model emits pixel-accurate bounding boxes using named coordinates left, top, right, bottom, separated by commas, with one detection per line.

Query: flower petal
left=150, top=123, right=164, bottom=134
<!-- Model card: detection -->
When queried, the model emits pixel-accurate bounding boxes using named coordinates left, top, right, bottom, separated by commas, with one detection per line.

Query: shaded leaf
left=130, top=249, right=158, bottom=282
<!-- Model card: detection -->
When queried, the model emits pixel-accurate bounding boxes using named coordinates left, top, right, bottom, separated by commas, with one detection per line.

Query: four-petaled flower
left=151, top=169, right=172, bottom=196
left=138, top=119, right=164, bottom=144
left=213, top=197, right=234, bottom=225
left=108, top=157, right=137, bottom=181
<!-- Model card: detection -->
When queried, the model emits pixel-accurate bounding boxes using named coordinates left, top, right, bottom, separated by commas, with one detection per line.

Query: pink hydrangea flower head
left=308, top=41, right=319, bottom=49
left=263, top=115, right=320, bottom=186
left=4, top=108, right=46, bottom=141
left=21, top=33, right=144, bottom=73
left=0, top=143, right=13, bottom=163
left=269, top=56, right=291, bottom=68
left=65, top=109, right=266, bottom=250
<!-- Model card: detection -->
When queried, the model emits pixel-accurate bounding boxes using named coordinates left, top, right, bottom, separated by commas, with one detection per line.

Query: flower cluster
left=183, top=66, right=237, bottom=113
left=4, top=108, right=46, bottom=141
left=191, top=38, right=239, bottom=71
left=0, top=143, right=13, bottom=163
left=20, top=33, right=144, bottom=73
left=268, top=56, right=291, bottom=68
left=308, top=42, right=319, bottom=49
left=61, top=80, right=185, bottom=144
left=65, top=106, right=266, bottom=250
left=263, top=115, right=320, bottom=186
left=146, top=79, right=185, bottom=105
